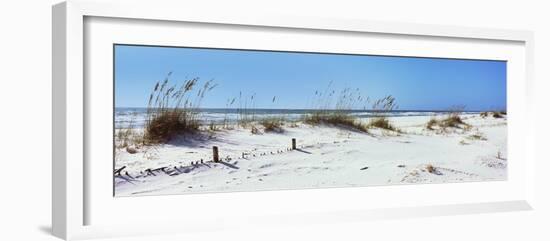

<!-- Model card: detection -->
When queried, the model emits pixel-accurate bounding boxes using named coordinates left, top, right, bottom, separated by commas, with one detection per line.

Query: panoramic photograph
left=113, top=44, right=507, bottom=196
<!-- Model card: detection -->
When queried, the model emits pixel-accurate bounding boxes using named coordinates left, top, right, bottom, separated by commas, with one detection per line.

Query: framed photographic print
left=113, top=44, right=508, bottom=196
left=53, top=0, right=535, bottom=240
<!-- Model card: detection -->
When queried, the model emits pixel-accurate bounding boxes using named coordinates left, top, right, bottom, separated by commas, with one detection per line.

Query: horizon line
left=114, top=106, right=505, bottom=112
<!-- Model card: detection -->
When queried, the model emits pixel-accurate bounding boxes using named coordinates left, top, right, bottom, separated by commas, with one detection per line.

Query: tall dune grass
left=235, top=92, right=258, bottom=127
left=303, top=85, right=368, bottom=132
left=366, top=95, right=399, bottom=131
left=304, top=111, right=370, bottom=132
left=116, top=114, right=140, bottom=148
left=258, top=96, right=288, bottom=133
left=426, top=105, right=471, bottom=131
left=302, top=83, right=398, bottom=132
left=260, top=117, right=285, bottom=133
left=144, top=73, right=217, bottom=143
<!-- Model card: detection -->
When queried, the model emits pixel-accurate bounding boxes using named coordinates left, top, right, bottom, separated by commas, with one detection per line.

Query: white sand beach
left=114, top=113, right=507, bottom=196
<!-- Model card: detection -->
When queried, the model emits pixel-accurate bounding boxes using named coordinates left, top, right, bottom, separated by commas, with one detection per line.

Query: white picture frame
left=52, top=0, right=535, bottom=240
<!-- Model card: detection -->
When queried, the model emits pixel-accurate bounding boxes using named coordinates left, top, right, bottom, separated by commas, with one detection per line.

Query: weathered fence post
left=213, top=146, right=219, bottom=162
left=292, top=138, right=296, bottom=150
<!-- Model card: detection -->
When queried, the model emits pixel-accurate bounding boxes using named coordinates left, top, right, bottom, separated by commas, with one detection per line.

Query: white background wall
left=0, top=0, right=548, bottom=240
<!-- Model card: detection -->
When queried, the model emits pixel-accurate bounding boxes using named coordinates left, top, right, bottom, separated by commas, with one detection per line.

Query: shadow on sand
left=166, top=132, right=217, bottom=147
left=295, top=148, right=312, bottom=154
left=218, top=161, right=239, bottom=169
left=38, top=225, right=51, bottom=235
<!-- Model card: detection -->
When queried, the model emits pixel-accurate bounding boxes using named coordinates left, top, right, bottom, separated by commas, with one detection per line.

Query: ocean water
left=114, top=107, right=478, bottom=129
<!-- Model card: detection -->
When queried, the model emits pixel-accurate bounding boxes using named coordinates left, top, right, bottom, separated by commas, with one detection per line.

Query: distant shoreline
left=114, top=109, right=487, bottom=129
left=115, top=107, right=494, bottom=113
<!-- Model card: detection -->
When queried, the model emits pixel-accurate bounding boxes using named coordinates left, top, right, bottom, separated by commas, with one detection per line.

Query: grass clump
left=365, top=95, right=399, bottom=131
left=116, top=125, right=136, bottom=149
left=115, top=114, right=145, bottom=150
left=250, top=125, right=259, bottom=134
left=208, top=121, right=220, bottom=132
left=367, top=117, right=397, bottom=131
left=302, top=84, right=374, bottom=133
left=426, top=164, right=436, bottom=174
left=260, top=117, right=285, bottom=133
left=304, top=112, right=369, bottom=133
left=145, top=111, right=200, bottom=143
left=303, top=83, right=399, bottom=134
left=440, top=114, right=466, bottom=128
left=143, top=72, right=217, bottom=143
left=426, top=118, right=438, bottom=130
left=236, top=92, right=256, bottom=127
left=116, top=128, right=143, bottom=149
left=481, top=110, right=505, bottom=119
left=426, top=106, right=470, bottom=131
left=492, top=112, right=504, bottom=118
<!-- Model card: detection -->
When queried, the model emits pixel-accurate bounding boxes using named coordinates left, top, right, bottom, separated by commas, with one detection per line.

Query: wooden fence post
left=213, top=146, right=219, bottom=162
left=292, top=138, right=296, bottom=150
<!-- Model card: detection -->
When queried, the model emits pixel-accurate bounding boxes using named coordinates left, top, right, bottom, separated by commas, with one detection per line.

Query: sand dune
left=114, top=114, right=507, bottom=196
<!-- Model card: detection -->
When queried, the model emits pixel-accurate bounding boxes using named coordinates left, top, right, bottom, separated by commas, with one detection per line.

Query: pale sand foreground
left=114, top=114, right=507, bottom=196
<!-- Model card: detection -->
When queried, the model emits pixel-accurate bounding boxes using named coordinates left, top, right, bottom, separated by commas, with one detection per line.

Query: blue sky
left=114, top=45, right=506, bottom=111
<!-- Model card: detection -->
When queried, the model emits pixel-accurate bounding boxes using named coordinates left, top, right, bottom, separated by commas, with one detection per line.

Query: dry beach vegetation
left=113, top=74, right=508, bottom=196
